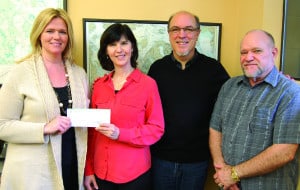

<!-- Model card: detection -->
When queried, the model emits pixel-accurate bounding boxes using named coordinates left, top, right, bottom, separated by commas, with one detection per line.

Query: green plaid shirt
left=210, top=67, right=300, bottom=190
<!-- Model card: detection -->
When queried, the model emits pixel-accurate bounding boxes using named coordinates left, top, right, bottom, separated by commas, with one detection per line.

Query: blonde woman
left=0, top=8, right=89, bottom=190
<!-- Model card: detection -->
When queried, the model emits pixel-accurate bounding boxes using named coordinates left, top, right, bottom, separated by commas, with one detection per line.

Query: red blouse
left=85, top=69, right=164, bottom=183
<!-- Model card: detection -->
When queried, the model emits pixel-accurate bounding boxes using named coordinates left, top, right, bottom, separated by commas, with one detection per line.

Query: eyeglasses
left=168, top=26, right=199, bottom=35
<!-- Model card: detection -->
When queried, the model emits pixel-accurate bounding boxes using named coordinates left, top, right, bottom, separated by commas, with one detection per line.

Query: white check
left=67, top=108, right=111, bottom=127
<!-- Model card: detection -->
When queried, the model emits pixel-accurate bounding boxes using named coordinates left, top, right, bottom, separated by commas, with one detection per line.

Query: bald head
left=168, top=11, right=200, bottom=30
left=241, top=29, right=275, bottom=49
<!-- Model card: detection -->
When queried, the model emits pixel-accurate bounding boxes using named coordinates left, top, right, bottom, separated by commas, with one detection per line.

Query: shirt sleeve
left=209, top=83, right=226, bottom=132
left=273, top=85, right=300, bottom=144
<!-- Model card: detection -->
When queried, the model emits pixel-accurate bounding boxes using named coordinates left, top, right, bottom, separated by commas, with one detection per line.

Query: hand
left=213, top=163, right=226, bottom=189
left=280, top=71, right=295, bottom=81
left=84, top=175, right=99, bottom=190
left=44, top=116, right=71, bottom=135
left=213, top=163, right=237, bottom=190
left=95, top=123, right=120, bottom=140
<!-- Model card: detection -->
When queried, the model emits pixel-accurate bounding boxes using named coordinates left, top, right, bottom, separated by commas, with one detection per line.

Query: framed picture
left=83, top=18, right=222, bottom=85
left=0, top=0, right=67, bottom=84
left=280, top=0, right=300, bottom=80
left=0, top=0, right=67, bottom=64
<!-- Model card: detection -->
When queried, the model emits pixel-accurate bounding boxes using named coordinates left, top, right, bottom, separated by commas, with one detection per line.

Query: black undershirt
left=53, top=86, right=78, bottom=190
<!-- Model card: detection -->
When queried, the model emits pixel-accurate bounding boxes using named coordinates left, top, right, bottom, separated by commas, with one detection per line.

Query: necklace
left=53, top=63, right=73, bottom=115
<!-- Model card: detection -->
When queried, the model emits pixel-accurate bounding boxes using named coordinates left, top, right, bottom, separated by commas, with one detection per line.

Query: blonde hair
left=17, top=8, right=75, bottom=63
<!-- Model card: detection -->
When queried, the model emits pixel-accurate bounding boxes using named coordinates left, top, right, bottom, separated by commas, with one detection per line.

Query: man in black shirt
left=148, top=10, right=230, bottom=190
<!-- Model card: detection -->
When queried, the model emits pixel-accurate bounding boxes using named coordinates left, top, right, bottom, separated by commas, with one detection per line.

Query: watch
left=231, top=167, right=240, bottom=182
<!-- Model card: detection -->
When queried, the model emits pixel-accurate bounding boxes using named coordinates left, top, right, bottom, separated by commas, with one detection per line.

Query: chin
left=176, top=51, right=189, bottom=57
left=244, top=71, right=261, bottom=78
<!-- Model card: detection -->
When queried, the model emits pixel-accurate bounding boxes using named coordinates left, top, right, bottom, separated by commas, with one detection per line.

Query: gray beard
left=175, top=50, right=189, bottom=57
left=243, top=68, right=263, bottom=78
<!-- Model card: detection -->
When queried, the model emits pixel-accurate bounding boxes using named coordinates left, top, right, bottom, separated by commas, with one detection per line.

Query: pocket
left=119, top=97, right=146, bottom=122
left=248, top=106, right=274, bottom=147
left=120, top=97, right=145, bottom=110
left=249, top=107, right=272, bottom=132
left=95, top=96, right=110, bottom=109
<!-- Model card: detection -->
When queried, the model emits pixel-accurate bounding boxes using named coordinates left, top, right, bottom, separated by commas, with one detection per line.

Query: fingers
left=44, top=116, right=71, bottom=135
left=96, top=125, right=112, bottom=136
left=92, top=180, right=99, bottom=190
left=56, top=116, right=71, bottom=134
left=110, top=126, right=119, bottom=140
left=84, top=175, right=99, bottom=190
left=213, top=165, right=238, bottom=190
left=95, top=123, right=119, bottom=140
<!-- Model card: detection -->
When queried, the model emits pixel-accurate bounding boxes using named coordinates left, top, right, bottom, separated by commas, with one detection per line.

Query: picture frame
left=0, top=0, right=67, bottom=84
left=0, top=0, right=67, bottom=64
left=280, top=0, right=300, bottom=80
left=83, top=18, right=222, bottom=85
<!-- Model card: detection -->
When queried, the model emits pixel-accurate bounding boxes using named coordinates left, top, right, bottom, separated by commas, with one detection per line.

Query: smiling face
left=106, top=35, right=133, bottom=69
left=40, top=17, right=68, bottom=58
left=240, top=30, right=278, bottom=83
left=168, top=12, right=200, bottom=61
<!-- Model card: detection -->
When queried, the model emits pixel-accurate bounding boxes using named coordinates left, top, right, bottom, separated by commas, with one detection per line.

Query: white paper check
left=67, top=108, right=111, bottom=127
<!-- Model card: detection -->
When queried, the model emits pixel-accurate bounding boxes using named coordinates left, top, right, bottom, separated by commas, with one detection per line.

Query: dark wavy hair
left=97, top=23, right=139, bottom=71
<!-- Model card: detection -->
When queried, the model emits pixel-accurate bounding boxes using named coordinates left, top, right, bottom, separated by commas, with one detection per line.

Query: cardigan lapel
left=35, top=57, right=88, bottom=187
left=65, top=61, right=88, bottom=186
left=34, top=55, right=63, bottom=176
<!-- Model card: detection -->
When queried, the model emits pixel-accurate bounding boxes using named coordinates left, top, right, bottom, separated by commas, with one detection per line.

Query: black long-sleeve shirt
left=148, top=50, right=230, bottom=163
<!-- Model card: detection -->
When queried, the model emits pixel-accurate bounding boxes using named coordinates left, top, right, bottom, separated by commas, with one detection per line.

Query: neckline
left=52, top=63, right=73, bottom=115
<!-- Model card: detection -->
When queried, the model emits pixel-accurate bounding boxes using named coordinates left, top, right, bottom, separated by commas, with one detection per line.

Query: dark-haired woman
left=84, top=23, right=164, bottom=190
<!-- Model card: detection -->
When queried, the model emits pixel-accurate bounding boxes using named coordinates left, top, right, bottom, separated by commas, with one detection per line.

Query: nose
left=243, top=52, right=254, bottom=61
left=115, top=44, right=123, bottom=52
left=246, top=52, right=254, bottom=60
left=53, top=31, right=61, bottom=39
left=178, top=29, right=187, bottom=36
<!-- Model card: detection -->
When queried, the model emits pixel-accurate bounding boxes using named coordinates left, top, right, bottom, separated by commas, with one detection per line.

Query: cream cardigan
left=0, top=56, right=89, bottom=190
